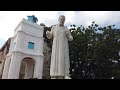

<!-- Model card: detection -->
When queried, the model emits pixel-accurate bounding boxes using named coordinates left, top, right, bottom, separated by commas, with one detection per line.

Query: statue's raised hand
left=46, top=31, right=51, bottom=35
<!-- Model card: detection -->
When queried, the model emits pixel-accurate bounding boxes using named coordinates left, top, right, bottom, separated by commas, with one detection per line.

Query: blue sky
left=0, top=11, right=120, bottom=48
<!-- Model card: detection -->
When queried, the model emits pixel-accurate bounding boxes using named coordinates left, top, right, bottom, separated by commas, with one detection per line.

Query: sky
left=0, top=11, right=120, bottom=48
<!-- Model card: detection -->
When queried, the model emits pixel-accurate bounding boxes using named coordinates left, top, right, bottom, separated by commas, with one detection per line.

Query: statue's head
left=58, top=15, right=66, bottom=26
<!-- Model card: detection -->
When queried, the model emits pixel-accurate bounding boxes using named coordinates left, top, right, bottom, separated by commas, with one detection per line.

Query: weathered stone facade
left=42, top=42, right=51, bottom=79
left=0, top=38, right=51, bottom=79
left=0, top=38, right=11, bottom=78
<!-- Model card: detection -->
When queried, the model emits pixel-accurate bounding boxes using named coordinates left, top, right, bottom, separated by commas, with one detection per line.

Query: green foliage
left=43, top=23, right=120, bottom=79
left=69, top=23, right=120, bottom=79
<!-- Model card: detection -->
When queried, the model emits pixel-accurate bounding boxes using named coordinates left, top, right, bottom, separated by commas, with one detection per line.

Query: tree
left=69, top=23, right=120, bottom=79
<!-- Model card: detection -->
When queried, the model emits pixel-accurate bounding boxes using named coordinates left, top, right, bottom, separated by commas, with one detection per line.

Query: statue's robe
left=46, top=25, right=73, bottom=77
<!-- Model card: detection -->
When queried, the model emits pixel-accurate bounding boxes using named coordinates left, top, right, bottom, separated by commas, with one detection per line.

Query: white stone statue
left=46, top=15, right=73, bottom=79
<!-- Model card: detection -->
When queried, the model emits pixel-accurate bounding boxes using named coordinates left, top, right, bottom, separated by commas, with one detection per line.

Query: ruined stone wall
left=0, top=38, right=11, bottom=78
left=0, top=38, right=51, bottom=79
left=42, top=42, right=51, bottom=79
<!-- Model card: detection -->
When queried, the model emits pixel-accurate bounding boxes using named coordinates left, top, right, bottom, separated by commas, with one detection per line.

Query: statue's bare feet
left=65, top=75, right=71, bottom=79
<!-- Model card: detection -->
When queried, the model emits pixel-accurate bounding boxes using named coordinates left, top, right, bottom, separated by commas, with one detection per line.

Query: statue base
left=51, top=75, right=71, bottom=79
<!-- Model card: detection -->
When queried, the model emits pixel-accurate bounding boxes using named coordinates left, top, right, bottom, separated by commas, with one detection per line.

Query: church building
left=0, top=15, right=51, bottom=79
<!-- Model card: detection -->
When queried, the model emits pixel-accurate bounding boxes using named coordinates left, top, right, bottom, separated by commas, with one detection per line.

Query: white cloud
left=0, top=11, right=120, bottom=48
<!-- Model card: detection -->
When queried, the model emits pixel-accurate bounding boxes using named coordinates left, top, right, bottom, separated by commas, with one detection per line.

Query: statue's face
left=58, top=16, right=65, bottom=26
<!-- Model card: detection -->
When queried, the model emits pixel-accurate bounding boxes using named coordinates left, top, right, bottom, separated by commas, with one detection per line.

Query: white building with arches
left=2, top=15, right=44, bottom=79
